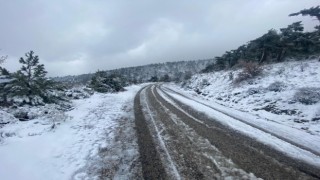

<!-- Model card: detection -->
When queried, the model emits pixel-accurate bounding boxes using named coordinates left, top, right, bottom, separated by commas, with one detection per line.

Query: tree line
left=202, top=6, right=320, bottom=73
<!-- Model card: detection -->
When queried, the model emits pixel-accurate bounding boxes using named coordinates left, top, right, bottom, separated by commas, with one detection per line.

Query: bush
left=247, top=87, right=265, bottom=95
left=89, top=72, right=125, bottom=93
left=313, top=107, right=320, bottom=121
left=65, top=87, right=93, bottom=99
left=276, top=67, right=285, bottom=75
left=228, top=72, right=234, bottom=81
left=201, top=63, right=215, bottom=73
left=293, top=87, right=320, bottom=105
left=234, top=61, right=263, bottom=83
left=0, top=110, right=17, bottom=124
left=200, top=79, right=210, bottom=88
left=13, top=110, right=29, bottom=121
left=267, top=81, right=286, bottom=92
left=11, top=104, right=69, bottom=122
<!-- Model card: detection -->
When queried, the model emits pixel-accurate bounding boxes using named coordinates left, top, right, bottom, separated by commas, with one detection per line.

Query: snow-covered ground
left=162, top=58, right=320, bottom=168
left=0, top=84, right=144, bottom=180
left=175, top=59, right=320, bottom=136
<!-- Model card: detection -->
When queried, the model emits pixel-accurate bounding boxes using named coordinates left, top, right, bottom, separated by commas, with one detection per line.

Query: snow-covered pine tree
left=89, top=71, right=125, bottom=93
left=160, top=74, right=170, bottom=82
left=289, top=6, right=320, bottom=56
left=290, top=6, right=320, bottom=24
left=0, top=54, right=13, bottom=106
left=9, top=51, right=56, bottom=105
left=0, top=53, right=9, bottom=76
left=0, top=52, right=9, bottom=75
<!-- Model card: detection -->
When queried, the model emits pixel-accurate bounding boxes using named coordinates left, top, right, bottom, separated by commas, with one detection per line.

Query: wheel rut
left=133, top=86, right=167, bottom=179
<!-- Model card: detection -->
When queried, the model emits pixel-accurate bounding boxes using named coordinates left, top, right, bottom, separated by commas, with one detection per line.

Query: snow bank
left=0, top=84, right=144, bottom=180
left=177, top=59, right=320, bottom=135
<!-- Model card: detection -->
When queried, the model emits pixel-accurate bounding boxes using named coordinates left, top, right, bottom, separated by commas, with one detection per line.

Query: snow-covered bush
left=9, top=104, right=69, bottom=123
left=313, top=107, right=320, bottom=121
left=293, top=87, right=320, bottom=105
left=13, top=109, right=29, bottom=121
left=0, top=131, right=16, bottom=143
left=0, top=110, right=17, bottom=124
left=9, top=95, right=45, bottom=106
left=275, top=67, right=285, bottom=75
left=299, top=62, right=309, bottom=72
left=234, top=61, right=263, bottom=84
left=267, top=81, right=286, bottom=92
left=89, top=72, right=126, bottom=93
left=247, top=87, right=265, bottom=95
left=200, top=79, right=210, bottom=88
left=228, top=72, right=234, bottom=81
left=66, top=87, right=94, bottom=99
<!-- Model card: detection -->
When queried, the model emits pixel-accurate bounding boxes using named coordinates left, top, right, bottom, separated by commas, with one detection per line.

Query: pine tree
left=0, top=52, right=9, bottom=75
left=0, top=54, right=12, bottom=106
left=89, top=71, right=125, bottom=93
left=290, top=6, right=320, bottom=24
left=289, top=7, right=320, bottom=54
left=254, top=29, right=281, bottom=63
left=215, top=57, right=226, bottom=70
left=160, top=74, right=170, bottom=82
left=9, top=51, right=54, bottom=105
left=278, top=22, right=305, bottom=59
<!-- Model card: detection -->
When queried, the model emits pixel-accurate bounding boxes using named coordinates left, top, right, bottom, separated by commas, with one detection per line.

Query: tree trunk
left=276, top=48, right=286, bottom=62
left=259, top=48, right=267, bottom=64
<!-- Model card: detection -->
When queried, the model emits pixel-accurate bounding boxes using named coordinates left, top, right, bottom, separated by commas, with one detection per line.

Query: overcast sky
left=0, top=0, right=319, bottom=76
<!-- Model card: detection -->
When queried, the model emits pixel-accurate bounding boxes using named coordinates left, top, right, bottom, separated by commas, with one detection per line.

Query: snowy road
left=134, top=84, right=320, bottom=179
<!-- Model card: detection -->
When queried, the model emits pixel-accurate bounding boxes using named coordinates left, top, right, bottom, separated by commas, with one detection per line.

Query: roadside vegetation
left=201, top=6, right=320, bottom=83
left=179, top=6, right=320, bottom=135
left=0, top=51, right=68, bottom=107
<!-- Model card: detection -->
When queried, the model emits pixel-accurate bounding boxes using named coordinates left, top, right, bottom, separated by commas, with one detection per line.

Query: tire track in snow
left=133, top=86, right=167, bottom=179
left=149, top=85, right=258, bottom=179
left=142, top=86, right=181, bottom=179
left=155, top=84, right=319, bottom=179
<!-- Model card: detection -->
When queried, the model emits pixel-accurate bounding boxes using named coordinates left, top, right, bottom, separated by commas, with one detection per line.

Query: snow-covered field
left=175, top=59, right=320, bottom=136
left=0, top=85, right=144, bottom=180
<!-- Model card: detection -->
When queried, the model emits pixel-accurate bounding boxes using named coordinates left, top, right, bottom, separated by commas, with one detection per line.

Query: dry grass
left=234, top=61, right=263, bottom=84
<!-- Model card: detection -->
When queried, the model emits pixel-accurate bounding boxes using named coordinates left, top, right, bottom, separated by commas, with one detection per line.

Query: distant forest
left=54, top=59, right=214, bottom=86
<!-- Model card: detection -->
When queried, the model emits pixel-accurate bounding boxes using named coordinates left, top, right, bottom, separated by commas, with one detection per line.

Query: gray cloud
left=0, top=0, right=319, bottom=76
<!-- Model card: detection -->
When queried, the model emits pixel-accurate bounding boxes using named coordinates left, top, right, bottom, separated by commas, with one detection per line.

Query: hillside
left=54, top=59, right=214, bottom=86
left=172, top=58, right=320, bottom=135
